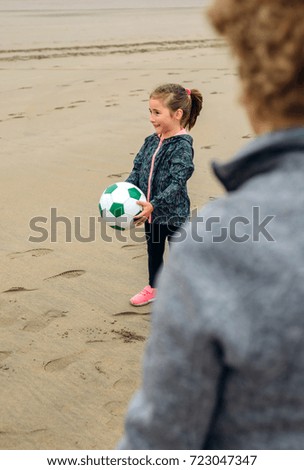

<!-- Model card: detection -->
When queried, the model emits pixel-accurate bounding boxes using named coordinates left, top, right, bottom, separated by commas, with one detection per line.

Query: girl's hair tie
left=185, top=88, right=191, bottom=96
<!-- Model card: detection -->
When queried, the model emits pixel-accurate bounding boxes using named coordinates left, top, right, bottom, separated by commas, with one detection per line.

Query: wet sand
left=0, top=5, right=252, bottom=449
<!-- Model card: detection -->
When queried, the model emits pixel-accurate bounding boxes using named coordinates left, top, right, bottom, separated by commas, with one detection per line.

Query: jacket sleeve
left=125, top=141, right=146, bottom=187
left=150, top=142, right=194, bottom=210
left=117, top=229, right=224, bottom=450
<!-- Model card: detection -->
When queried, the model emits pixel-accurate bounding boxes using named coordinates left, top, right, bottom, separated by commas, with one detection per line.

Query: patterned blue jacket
left=126, top=133, right=194, bottom=226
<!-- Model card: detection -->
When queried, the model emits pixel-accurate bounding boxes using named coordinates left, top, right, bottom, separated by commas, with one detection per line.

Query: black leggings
left=145, top=222, right=179, bottom=288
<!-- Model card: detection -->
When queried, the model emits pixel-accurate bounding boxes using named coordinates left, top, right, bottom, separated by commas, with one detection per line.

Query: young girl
left=126, top=83, right=203, bottom=306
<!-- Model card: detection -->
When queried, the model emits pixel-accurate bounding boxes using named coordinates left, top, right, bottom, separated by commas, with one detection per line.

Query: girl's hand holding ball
left=134, top=201, right=154, bottom=226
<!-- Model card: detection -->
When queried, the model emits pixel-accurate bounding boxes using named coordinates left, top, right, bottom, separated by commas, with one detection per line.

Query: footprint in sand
left=113, top=311, right=150, bottom=317
left=8, top=112, right=25, bottom=120
left=22, top=320, right=46, bottom=332
left=94, top=361, right=106, bottom=374
left=22, top=309, right=68, bottom=332
left=107, top=172, right=129, bottom=179
left=43, top=269, right=85, bottom=281
left=201, top=145, right=214, bottom=150
left=45, top=309, right=68, bottom=318
left=67, top=100, right=87, bottom=108
left=8, top=248, right=53, bottom=260
left=242, top=134, right=253, bottom=139
left=2, top=286, right=38, bottom=293
left=113, top=377, right=135, bottom=390
left=121, top=243, right=146, bottom=259
left=86, top=338, right=104, bottom=344
left=104, top=401, right=125, bottom=417
left=105, top=101, right=119, bottom=108
left=132, top=254, right=146, bottom=260
left=44, top=353, right=79, bottom=373
left=121, top=243, right=146, bottom=251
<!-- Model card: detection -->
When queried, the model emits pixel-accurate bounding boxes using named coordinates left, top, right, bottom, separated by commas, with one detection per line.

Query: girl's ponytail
left=187, top=89, right=203, bottom=130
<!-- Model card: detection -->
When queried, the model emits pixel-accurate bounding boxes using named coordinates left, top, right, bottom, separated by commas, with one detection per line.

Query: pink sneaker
left=130, top=285, right=156, bottom=306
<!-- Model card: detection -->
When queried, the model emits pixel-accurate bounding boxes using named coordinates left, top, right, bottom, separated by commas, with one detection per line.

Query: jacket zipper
left=146, top=137, right=163, bottom=223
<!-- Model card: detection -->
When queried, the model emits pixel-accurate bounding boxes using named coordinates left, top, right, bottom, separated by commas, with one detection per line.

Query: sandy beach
left=0, top=2, right=252, bottom=449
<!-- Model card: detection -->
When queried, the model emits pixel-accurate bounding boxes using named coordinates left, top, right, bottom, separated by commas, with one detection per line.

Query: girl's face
left=149, top=97, right=182, bottom=138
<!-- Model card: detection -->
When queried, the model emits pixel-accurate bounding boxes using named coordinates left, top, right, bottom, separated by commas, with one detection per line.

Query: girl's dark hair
left=150, top=83, right=203, bottom=130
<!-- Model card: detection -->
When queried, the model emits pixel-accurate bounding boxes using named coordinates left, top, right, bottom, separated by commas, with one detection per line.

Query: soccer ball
left=98, top=182, right=146, bottom=230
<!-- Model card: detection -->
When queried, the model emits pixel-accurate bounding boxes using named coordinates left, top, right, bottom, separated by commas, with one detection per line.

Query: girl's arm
left=125, top=142, right=146, bottom=187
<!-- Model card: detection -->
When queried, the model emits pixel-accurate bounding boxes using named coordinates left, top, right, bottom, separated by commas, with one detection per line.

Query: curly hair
left=208, top=0, right=304, bottom=121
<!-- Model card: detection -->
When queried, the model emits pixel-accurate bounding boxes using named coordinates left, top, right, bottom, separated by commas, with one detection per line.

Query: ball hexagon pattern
left=99, top=182, right=146, bottom=230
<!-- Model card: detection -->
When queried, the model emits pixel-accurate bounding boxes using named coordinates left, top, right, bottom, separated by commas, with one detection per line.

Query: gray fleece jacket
left=118, top=127, right=304, bottom=450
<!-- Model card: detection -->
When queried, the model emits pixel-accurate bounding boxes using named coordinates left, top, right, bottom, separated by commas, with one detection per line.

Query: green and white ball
left=99, top=182, right=146, bottom=231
